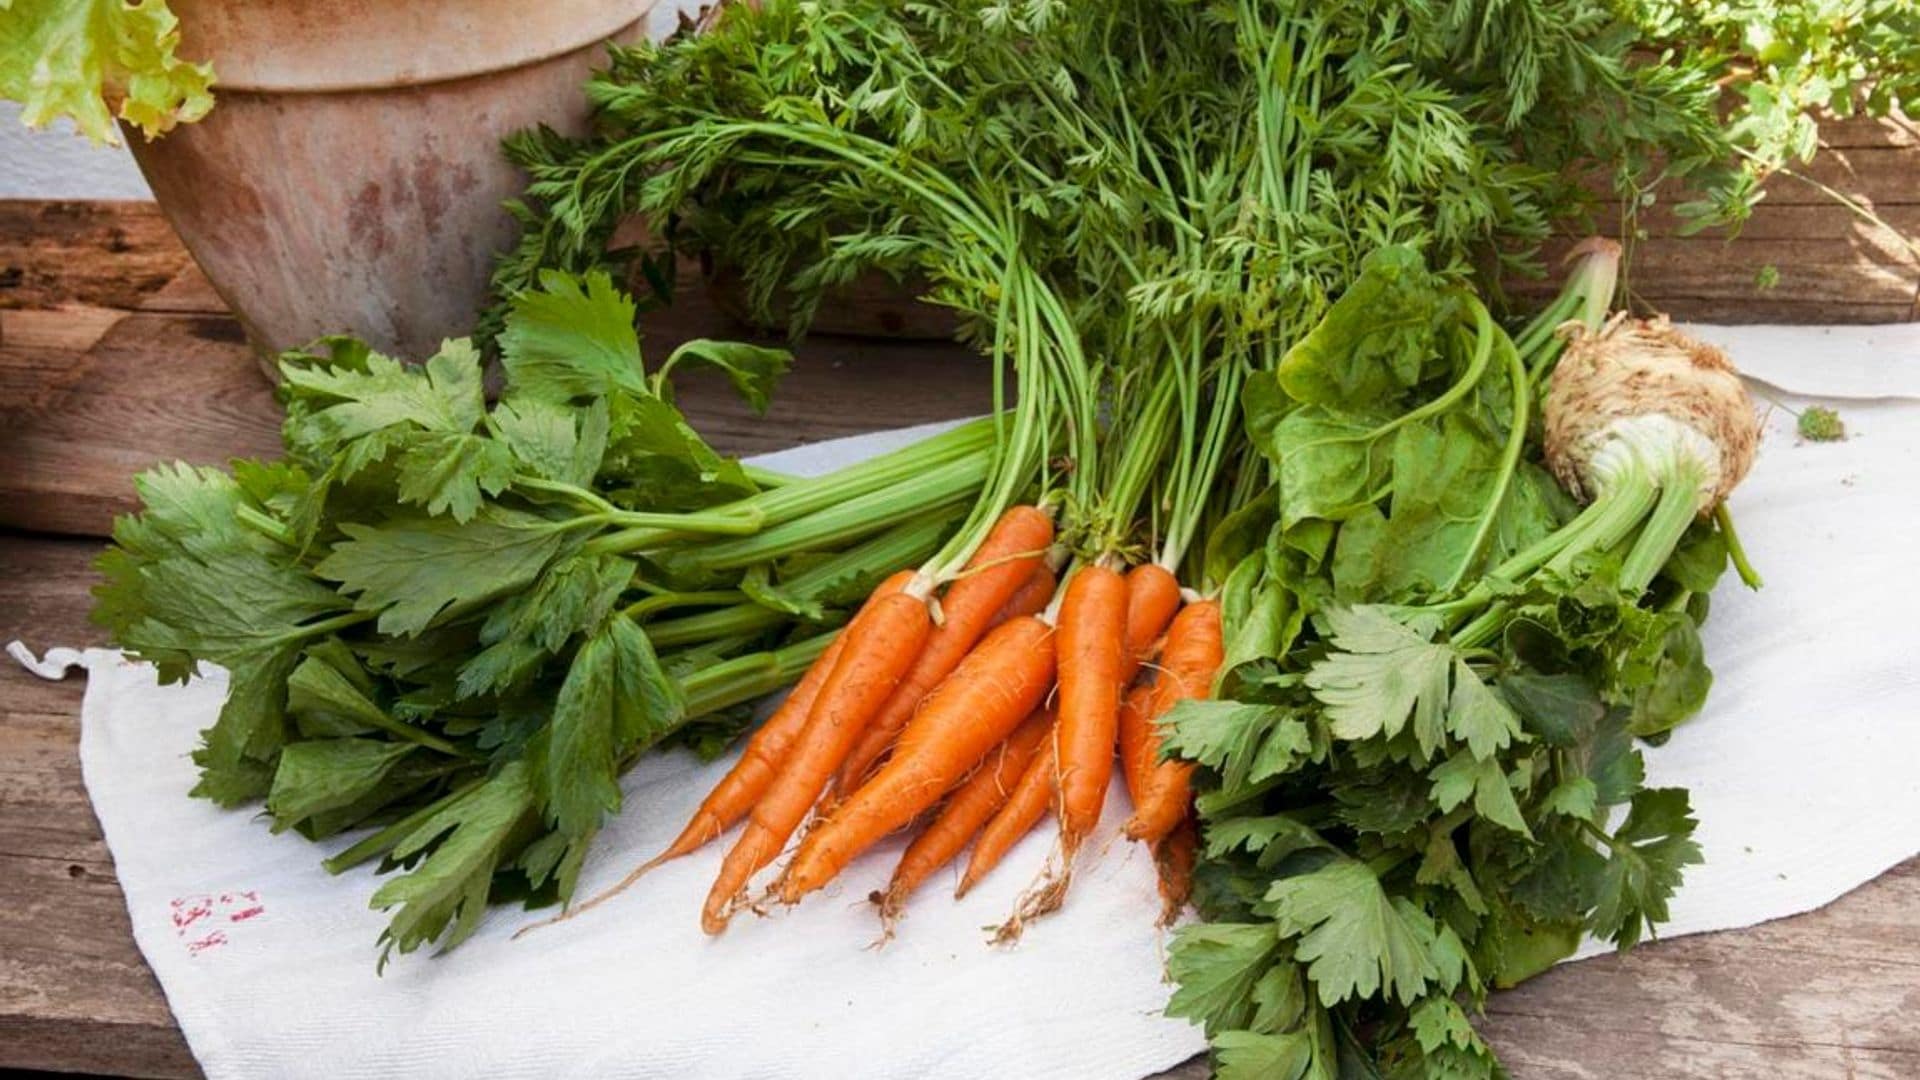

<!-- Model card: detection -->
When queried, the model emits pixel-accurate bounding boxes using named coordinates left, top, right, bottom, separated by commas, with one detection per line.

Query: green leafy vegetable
left=92, top=270, right=982, bottom=960
left=1, top=0, right=214, bottom=144
left=1160, top=245, right=1741, bottom=1075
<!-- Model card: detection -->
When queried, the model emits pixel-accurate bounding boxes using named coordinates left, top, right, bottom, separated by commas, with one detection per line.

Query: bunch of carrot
left=556, top=501, right=1222, bottom=937
left=523, top=0, right=1255, bottom=940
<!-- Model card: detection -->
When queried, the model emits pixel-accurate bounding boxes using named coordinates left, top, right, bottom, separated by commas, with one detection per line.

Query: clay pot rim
left=174, top=0, right=656, bottom=94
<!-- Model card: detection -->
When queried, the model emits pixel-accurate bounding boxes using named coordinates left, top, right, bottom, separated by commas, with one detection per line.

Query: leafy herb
left=93, top=271, right=988, bottom=959
left=1165, top=248, right=1722, bottom=1075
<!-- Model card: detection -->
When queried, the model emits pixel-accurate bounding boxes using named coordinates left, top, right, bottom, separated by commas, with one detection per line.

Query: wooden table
left=3, top=201, right=1917, bottom=1079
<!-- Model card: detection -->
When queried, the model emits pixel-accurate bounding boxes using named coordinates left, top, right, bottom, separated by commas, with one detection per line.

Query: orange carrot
left=835, top=506, right=1054, bottom=793
left=1154, top=816, right=1198, bottom=925
left=1115, top=678, right=1162, bottom=816
left=835, top=564, right=1055, bottom=809
left=779, top=615, right=1058, bottom=901
left=701, top=586, right=931, bottom=934
left=1114, top=562, right=1181, bottom=812
left=514, top=572, right=919, bottom=939
left=996, top=562, right=1059, bottom=623
left=957, top=738, right=1054, bottom=897
left=973, top=564, right=1178, bottom=928
left=1123, top=599, right=1223, bottom=845
left=1051, top=564, right=1129, bottom=857
left=878, top=708, right=1053, bottom=920
left=1120, top=563, right=1181, bottom=682
left=652, top=571, right=916, bottom=868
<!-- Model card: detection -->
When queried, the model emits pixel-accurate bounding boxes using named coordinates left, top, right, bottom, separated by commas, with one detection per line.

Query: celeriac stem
left=1514, top=288, right=1581, bottom=364
left=1435, top=472, right=1659, bottom=635
left=1521, top=238, right=1621, bottom=391
left=1621, top=470, right=1708, bottom=595
left=1542, top=471, right=1661, bottom=579
left=1715, top=504, right=1764, bottom=590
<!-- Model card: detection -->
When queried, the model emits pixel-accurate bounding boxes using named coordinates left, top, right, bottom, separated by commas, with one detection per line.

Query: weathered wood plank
left=1507, top=197, right=1920, bottom=323
left=0, top=850, right=198, bottom=1079
left=1758, top=146, right=1920, bottom=206
left=0, top=532, right=106, bottom=647
left=0, top=312, right=282, bottom=537
left=0, top=201, right=190, bottom=312
left=0, top=306, right=125, bottom=352
left=1, top=537, right=198, bottom=1078
left=1482, top=860, right=1920, bottom=1079
left=1510, top=228, right=1919, bottom=322
left=0, top=709, right=109, bottom=865
left=137, top=263, right=228, bottom=316
left=0, top=294, right=989, bottom=538
left=1815, top=111, right=1919, bottom=149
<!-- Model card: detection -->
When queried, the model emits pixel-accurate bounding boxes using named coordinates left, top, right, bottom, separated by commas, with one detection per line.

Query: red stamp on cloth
left=170, top=890, right=264, bottom=956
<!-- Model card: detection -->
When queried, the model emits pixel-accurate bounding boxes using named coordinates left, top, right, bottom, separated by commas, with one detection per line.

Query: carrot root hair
left=991, top=858, right=1074, bottom=946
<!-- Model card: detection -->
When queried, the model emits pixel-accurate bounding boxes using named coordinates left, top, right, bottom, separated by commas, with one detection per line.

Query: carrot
left=1051, top=564, right=1129, bottom=857
left=700, top=585, right=932, bottom=934
left=877, top=708, right=1053, bottom=921
left=778, top=615, right=1058, bottom=902
left=1120, top=563, right=1181, bottom=682
left=1154, top=815, right=1198, bottom=926
left=835, top=563, right=1055, bottom=812
left=512, top=571, right=916, bottom=939
left=971, top=564, right=1177, bottom=928
left=996, top=561, right=1058, bottom=623
left=1114, top=562, right=1181, bottom=809
left=835, top=505, right=1053, bottom=793
left=1115, top=678, right=1161, bottom=816
left=1122, top=599, right=1223, bottom=845
left=957, top=738, right=1053, bottom=898
left=656, top=571, right=916, bottom=865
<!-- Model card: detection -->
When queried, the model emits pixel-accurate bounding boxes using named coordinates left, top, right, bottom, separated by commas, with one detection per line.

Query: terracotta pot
left=124, top=0, right=655, bottom=367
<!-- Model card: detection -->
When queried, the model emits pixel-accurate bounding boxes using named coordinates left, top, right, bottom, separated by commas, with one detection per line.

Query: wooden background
left=1515, top=113, right=1919, bottom=323
left=1, top=108, right=1916, bottom=1080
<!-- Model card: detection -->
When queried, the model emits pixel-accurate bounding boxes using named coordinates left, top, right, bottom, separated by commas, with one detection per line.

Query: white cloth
left=13, top=329, right=1920, bottom=1079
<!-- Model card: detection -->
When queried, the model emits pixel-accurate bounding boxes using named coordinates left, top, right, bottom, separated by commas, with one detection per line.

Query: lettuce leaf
left=1, top=0, right=215, bottom=145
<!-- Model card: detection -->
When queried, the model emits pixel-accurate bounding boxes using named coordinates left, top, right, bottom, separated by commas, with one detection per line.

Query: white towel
left=16, top=327, right=1920, bottom=1079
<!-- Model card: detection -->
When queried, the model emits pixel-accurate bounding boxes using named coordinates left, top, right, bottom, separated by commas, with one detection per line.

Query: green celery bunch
left=92, top=271, right=993, bottom=964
